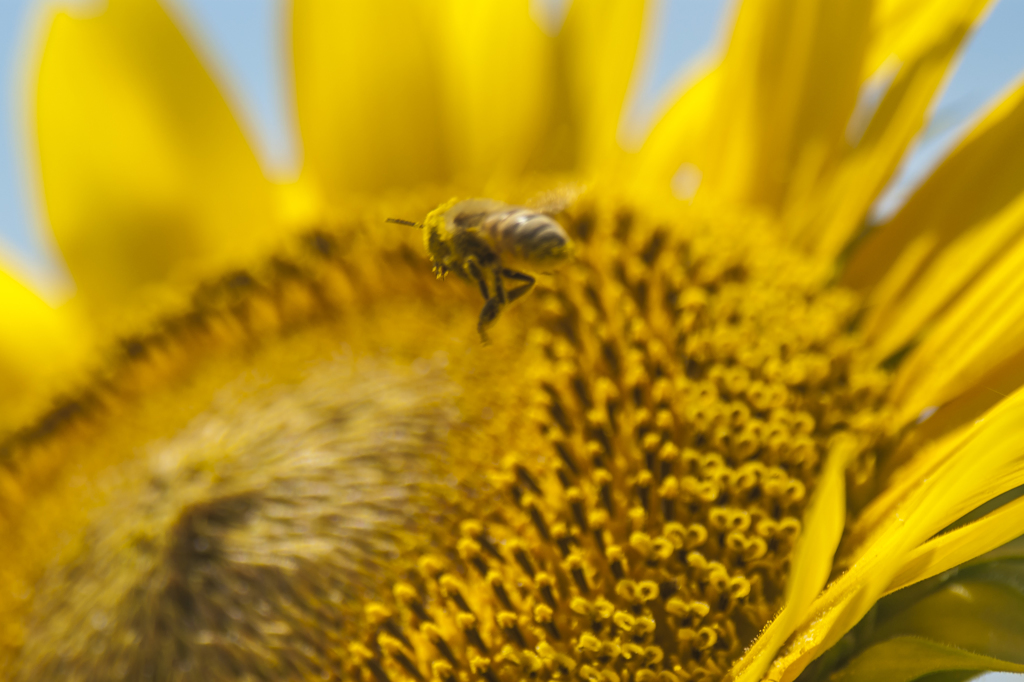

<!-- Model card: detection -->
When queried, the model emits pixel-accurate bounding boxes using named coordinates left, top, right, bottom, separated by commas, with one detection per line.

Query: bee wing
left=524, top=183, right=587, bottom=216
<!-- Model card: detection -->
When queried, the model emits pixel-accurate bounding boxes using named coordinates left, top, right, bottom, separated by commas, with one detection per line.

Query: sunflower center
left=347, top=199, right=892, bottom=682
left=2, top=193, right=893, bottom=682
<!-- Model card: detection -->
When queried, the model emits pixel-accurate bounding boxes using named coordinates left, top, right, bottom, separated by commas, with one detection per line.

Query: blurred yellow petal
left=867, top=0, right=995, bottom=76
left=35, top=0, right=282, bottom=337
left=292, top=0, right=448, bottom=197
left=789, top=4, right=986, bottom=258
left=630, top=0, right=988, bottom=248
left=698, top=0, right=871, bottom=213
left=886, top=494, right=1024, bottom=594
left=558, top=0, right=649, bottom=174
left=628, top=67, right=719, bottom=197
left=848, top=77, right=1024, bottom=360
left=293, top=0, right=573, bottom=197
left=903, top=350, right=1024, bottom=445
left=0, top=267, right=89, bottom=435
left=433, top=1, right=561, bottom=183
left=890, top=230, right=1024, bottom=426
left=847, top=74, right=1024, bottom=430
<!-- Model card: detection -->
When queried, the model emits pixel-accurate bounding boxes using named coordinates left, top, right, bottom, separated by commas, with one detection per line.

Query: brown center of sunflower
left=2, top=193, right=894, bottom=682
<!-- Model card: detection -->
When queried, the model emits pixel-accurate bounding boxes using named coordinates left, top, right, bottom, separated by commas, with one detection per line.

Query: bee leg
left=501, top=269, right=536, bottom=302
left=492, top=265, right=507, bottom=304
left=466, top=258, right=490, bottom=301
left=477, top=296, right=504, bottom=344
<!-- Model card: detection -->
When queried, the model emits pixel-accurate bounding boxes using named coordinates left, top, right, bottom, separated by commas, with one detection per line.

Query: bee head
left=426, top=231, right=452, bottom=279
left=385, top=216, right=446, bottom=275
left=422, top=201, right=458, bottom=274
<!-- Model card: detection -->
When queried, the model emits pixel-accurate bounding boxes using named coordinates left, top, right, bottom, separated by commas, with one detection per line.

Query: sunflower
left=3, top=0, right=1024, bottom=680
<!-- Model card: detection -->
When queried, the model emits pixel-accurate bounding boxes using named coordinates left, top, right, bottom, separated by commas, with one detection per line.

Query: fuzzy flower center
left=345, top=201, right=893, bottom=682
left=3, top=195, right=893, bottom=682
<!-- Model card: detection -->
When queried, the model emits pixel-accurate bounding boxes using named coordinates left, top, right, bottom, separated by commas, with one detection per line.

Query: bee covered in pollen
left=387, top=198, right=575, bottom=342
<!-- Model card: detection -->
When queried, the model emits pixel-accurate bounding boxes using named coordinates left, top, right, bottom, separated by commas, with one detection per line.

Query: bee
left=388, top=198, right=575, bottom=342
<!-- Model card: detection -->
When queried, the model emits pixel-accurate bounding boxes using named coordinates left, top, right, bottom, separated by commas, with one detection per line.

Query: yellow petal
left=820, top=0, right=994, bottom=252
left=847, top=77, right=1024, bottom=363
left=902, top=350, right=1024, bottom=444
left=0, top=266, right=90, bottom=435
left=558, top=0, right=649, bottom=175
left=432, top=0, right=562, bottom=183
left=868, top=388, right=1024, bottom=577
left=293, top=0, right=573, bottom=197
left=628, top=67, right=720, bottom=198
left=759, top=581, right=859, bottom=682
left=788, top=9, right=983, bottom=259
left=292, top=0, right=447, bottom=198
left=35, top=0, right=281, bottom=337
left=631, top=0, right=989, bottom=212
left=885, top=493, right=1024, bottom=594
left=698, top=0, right=872, bottom=214
left=729, top=437, right=856, bottom=682
left=890, top=229, right=1024, bottom=426
left=867, top=0, right=996, bottom=76
left=756, top=386, right=1024, bottom=681
left=842, top=425, right=970, bottom=557
left=292, top=1, right=444, bottom=197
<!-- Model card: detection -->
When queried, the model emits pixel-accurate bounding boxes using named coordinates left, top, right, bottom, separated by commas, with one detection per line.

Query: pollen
left=336, top=198, right=893, bottom=682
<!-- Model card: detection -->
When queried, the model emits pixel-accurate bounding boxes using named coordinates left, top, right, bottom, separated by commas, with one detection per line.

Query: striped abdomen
left=448, top=200, right=573, bottom=272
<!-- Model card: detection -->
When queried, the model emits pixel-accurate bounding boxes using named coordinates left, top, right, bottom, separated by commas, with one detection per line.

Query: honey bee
left=388, top=198, right=575, bottom=342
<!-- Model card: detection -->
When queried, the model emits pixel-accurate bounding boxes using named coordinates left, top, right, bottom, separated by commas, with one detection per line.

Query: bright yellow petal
left=756, top=386, right=1024, bottom=681
left=842, top=425, right=970, bottom=556
left=869, top=389, right=1024, bottom=576
left=0, top=266, right=90, bottom=434
left=885, top=493, right=1024, bottom=594
left=729, top=437, right=856, bottom=682
left=847, top=76, right=1024, bottom=361
left=698, top=0, right=871, bottom=214
left=890, top=229, right=1024, bottom=426
left=558, top=0, right=649, bottom=175
left=35, top=0, right=281, bottom=338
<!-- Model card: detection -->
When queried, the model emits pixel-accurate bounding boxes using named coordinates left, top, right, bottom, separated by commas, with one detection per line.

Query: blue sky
left=3, top=0, right=1024, bottom=300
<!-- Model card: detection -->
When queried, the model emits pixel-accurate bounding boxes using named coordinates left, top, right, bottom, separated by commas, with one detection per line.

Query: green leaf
left=815, top=551, right=1024, bottom=682
left=873, top=581, right=1024, bottom=663
left=878, top=542, right=1024, bottom=622
left=828, top=637, right=1024, bottom=682
left=958, top=555, right=1024, bottom=592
